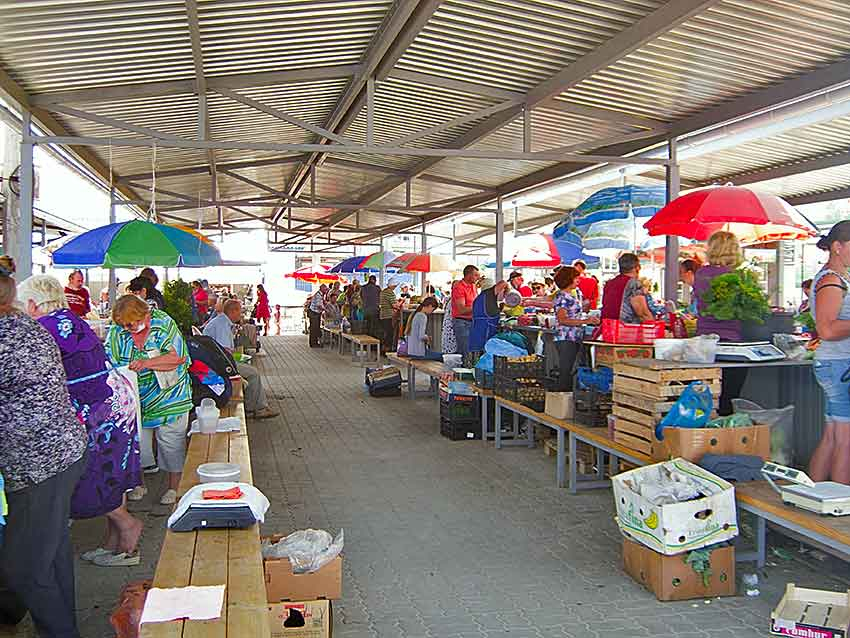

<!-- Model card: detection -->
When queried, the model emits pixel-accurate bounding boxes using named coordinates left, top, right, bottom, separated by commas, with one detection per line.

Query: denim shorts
left=813, top=359, right=850, bottom=421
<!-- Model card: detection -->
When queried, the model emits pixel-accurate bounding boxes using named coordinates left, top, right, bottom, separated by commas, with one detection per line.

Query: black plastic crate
left=494, top=377, right=546, bottom=412
left=463, top=352, right=482, bottom=368
left=440, top=416, right=481, bottom=441
left=574, top=387, right=612, bottom=426
left=439, top=393, right=479, bottom=421
left=474, top=367, right=494, bottom=390
left=493, top=354, right=546, bottom=381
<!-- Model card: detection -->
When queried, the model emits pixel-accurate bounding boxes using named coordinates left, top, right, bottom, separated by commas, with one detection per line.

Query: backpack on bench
left=187, top=334, right=238, bottom=408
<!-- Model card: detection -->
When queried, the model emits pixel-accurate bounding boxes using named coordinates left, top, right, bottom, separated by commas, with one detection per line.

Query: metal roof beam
left=118, top=154, right=307, bottom=182
left=28, top=64, right=361, bottom=106
left=388, top=97, right=522, bottom=146
left=786, top=187, right=850, bottom=206
left=698, top=150, right=850, bottom=187
left=215, top=88, right=354, bottom=145
left=279, top=0, right=444, bottom=221
left=219, top=169, right=309, bottom=205
left=47, top=104, right=188, bottom=141
left=526, top=0, right=718, bottom=108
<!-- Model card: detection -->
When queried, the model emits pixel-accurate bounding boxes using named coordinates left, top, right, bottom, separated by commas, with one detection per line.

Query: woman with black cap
left=810, top=221, right=850, bottom=483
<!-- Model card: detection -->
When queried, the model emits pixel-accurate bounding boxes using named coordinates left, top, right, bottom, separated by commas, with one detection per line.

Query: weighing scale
left=167, top=482, right=270, bottom=532
left=762, top=462, right=850, bottom=516
left=715, top=341, right=786, bottom=363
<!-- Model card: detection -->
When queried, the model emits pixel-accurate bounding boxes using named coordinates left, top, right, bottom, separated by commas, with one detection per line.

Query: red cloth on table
left=202, top=487, right=243, bottom=500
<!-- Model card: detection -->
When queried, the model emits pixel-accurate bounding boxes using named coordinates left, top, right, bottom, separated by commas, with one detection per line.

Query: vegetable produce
left=702, top=270, right=770, bottom=324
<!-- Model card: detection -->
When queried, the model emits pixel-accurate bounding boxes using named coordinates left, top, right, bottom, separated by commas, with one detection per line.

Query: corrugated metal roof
left=559, top=0, right=850, bottom=121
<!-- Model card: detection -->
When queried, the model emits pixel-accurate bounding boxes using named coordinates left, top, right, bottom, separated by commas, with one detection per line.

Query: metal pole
left=378, top=235, right=384, bottom=287
left=366, top=76, right=375, bottom=146
left=420, top=221, right=426, bottom=294
left=495, top=197, right=505, bottom=283
left=452, top=219, right=457, bottom=261
left=664, top=137, right=680, bottom=302
left=108, top=186, right=117, bottom=304
left=16, top=111, right=34, bottom=279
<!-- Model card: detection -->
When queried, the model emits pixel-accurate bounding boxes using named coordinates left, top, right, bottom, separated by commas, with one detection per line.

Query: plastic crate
left=576, top=366, right=613, bottom=393
left=439, top=392, right=479, bottom=421
left=600, top=319, right=665, bottom=344
left=493, top=354, right=546, bottom=380
left=440, top=416, right=481, bottom=441
left=463, top=352, right=482, bottom=368
left=494, top=378, right=546, bottom=412
left=474, top=367, right=494, bottom=390
left=574, top=387, right=613, bottom=426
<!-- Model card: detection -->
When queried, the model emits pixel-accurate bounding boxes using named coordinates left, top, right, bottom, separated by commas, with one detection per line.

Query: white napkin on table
left=140, top=585, right=226, bottom=624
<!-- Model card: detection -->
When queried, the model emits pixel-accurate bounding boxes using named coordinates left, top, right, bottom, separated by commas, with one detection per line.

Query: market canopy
left=51, top=220, right=222, bottom=268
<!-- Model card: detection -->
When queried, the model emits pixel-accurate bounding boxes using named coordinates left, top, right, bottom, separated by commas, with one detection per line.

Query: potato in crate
left=493, top=354, right=545, bottom=380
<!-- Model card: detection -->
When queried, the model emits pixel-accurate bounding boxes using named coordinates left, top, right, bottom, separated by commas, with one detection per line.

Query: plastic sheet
left=110, top=580, right=152, bottom=638
left=732, top=399, right=795, bottom=464
left=261, top=529, right=344, bottom=574
left=474, top=339, right=527, bottom=374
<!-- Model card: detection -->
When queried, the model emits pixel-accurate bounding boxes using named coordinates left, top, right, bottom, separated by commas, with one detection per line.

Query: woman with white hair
left=17, top=275, right=143, bottom=567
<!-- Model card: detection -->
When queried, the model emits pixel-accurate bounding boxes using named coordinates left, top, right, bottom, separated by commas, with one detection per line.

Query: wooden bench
left=141, top=392, right=270, bottom=638
left=321, top=326, right=342, bottom=351
left=340, top=332, right=381, bottom=365
left=493, top=397, right=651, bottom=492
left=385, top=353, right=450, bottom=400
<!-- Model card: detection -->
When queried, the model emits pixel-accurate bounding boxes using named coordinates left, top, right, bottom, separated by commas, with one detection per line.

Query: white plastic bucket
left=197, top=462, right=241, bottom=483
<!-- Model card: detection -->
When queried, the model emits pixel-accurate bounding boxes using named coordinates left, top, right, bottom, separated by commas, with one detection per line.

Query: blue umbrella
left=329, top=256, right=380, bottom=273
left=570, top=185, right=666, bottom=227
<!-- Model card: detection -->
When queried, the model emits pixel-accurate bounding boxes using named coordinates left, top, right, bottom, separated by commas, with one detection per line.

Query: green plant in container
left=702, top=269, right=770, bottom=324
left=163, top=279, right=193, bottom=334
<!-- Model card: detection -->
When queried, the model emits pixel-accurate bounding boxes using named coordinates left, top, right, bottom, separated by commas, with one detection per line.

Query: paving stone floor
left=33, top=336, right=850, bottom=637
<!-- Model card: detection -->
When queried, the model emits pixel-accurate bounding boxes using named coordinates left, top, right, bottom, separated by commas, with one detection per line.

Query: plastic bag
left=261, top=529, right=344, bottom=574
left=656, top=381, right=713, bottom=440
left=110, top=580, right=152, bottom=638
left=396, top=338, right=408, bottom=356
left=475, top=338, right=527, bottom=374
left=683, top=334, right=720, bottom=363
left=732, top=399, right=795, bottom=464
left=773, top=334, right=807, bottom=360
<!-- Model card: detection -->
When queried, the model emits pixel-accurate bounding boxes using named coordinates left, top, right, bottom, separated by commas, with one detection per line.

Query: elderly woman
left=0, top=257, right=87, bottom=636
left=106, top=294, right=193, bottom=506
left=17, top=275, right=144, bottom=567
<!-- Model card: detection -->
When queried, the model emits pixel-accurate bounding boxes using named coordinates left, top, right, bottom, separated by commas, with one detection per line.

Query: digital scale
left=715, top=341, right=787, bottom=363
left=762, top=462, right=850, bottom=516
left=167, top=482, right=270, bottom=532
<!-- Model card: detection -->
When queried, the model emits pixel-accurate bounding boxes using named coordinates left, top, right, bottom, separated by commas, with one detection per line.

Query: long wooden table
left=736, top=480, right=850, bottom=568
left=141, top=397, right=270, bottom=638
left=385, top=352, right=450, bottom=400
left=493, top=397, right=651, bottom=492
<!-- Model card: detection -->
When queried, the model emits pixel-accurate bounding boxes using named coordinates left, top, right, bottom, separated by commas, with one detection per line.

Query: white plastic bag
left=683, top=334, right=720, bottom=363
left=261, top=528, right=344, bottom=574
left=654, top=338, right=686, bottom=361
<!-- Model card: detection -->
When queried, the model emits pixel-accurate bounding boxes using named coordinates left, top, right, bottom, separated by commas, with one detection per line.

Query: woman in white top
left=405, top=297, right=443, bottom=361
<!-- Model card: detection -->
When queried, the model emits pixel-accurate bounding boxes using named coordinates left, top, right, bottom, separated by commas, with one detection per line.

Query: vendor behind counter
left=692, top=231, right=747, bottom=415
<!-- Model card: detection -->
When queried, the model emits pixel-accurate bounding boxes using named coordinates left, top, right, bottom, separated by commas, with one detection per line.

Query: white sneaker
left=93, top=551, right=141, bottom=567
left=127, top=486, right=148, bottom=501
left=81, top=547, right=113, bottom=562
left=160, top=489, right=177, bottom=505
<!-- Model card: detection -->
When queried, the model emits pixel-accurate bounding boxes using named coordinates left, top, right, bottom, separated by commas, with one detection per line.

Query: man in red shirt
left=573, top=260, right=599, bottom=310
left=451, top=265, right=480, bottom=355
left=600, top=253, right=640, bottom=320
left=508, top=271, right=533, bottom=298
left=64, top=270, right=91, bottom=317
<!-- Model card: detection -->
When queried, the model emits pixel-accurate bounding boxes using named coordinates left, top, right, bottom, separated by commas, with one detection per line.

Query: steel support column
left=495, top=197, right=505, bottom=283
left=452, top=220, right=457, bottom=261
left=664, top=137, right=680, bottom=301
left=420, top=221, right=427, bottom=293
left=13, top=112, right=34, bottom=279
left=108, top=186, right=117, bottom=304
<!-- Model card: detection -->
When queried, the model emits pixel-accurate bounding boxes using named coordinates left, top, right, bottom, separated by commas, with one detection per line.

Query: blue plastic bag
left=656, top=381, right=713, bottom=441
left=475, top=338, right=527, bottom=374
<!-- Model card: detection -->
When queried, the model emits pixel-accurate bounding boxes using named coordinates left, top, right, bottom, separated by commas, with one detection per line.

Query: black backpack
left=187, top=335, right=238, bottom=408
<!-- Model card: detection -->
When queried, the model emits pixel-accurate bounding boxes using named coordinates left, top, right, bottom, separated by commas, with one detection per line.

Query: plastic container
left=196, top=398, right=220, bottom=434
left=197, top=462, right=241, bottom=483
left=442, top=354, right=463, bottom=368
left=601, top=319, right=665, bottom=344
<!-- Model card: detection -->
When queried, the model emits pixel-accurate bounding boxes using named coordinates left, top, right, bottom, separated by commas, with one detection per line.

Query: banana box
left=612, top=458, right=738, bottom=555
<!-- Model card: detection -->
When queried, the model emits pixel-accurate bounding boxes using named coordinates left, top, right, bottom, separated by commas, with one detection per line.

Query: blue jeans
left=453, top=318, right=471, bottom=355
left=813, top=358, right=850, bottom=421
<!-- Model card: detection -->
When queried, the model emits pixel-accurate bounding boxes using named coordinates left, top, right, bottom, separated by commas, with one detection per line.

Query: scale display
left=715, top=342, right=787, bottom=362
left=762, top=462, right=850, bottom=516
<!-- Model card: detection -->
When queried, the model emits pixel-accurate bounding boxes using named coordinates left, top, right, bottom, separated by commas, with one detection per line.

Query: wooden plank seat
left=384, top=352, right=450, bottom=399
left=141, top=393, right=270, bottom=638
left=321, top=326, right=342, bottom=350
left=339, top=332, right=380, bottom=365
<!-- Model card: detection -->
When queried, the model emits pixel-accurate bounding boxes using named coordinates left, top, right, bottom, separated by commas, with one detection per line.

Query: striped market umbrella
left=52, top=220, right=222, bottom=268
left=285, top=265, right=341, bottom=284
left=357, top=251, right=397, bottom=270
left=386, top=253, right=455, bottom=273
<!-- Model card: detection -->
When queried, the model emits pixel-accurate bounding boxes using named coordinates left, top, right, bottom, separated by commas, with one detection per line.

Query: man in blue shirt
left=204, top=299, right=279, bottom=419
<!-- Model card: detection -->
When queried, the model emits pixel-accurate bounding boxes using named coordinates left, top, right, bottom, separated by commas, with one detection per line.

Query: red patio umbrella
left=643, top=185, right=817, bottom=245
left=285, top=265, right=341, bottom=284
left=386, top=253, right=455, bottom=272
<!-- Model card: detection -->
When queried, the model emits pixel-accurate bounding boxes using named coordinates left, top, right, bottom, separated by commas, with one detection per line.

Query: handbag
left=397, top=338, right=408, bottom=356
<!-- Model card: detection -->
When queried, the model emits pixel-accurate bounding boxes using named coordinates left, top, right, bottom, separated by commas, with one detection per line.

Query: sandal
left=81, top=547, right=113, bottom=562
left=127, top=486, right=148, bottom=501
left=93, top=551, right=141, bottom=567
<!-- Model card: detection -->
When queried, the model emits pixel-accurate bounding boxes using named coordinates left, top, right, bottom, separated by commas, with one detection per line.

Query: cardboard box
left=612, top=458, right=738, bottom=555
left=622, top=537, right=736, bottom=601
left=771, top=584, right=850, bottom=638
left=263, top=537, right=342, bottom=602
left=544, top=391, right=574, bottom=420
left=652, top=424, right=771, bottom=462
left=595, top=344, right=654, bottom=367
left=268, top=600, right=332, bottom=638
